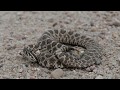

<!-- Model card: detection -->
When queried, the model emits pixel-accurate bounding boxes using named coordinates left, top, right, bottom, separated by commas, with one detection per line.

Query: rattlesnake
left=20, top=29, right=103, bottom=69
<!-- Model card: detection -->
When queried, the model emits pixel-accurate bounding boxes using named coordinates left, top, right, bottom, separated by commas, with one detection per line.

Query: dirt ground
left=0, top=11, right=120, bottom=79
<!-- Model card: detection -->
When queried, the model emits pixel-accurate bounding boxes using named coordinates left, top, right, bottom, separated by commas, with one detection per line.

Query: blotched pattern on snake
left=20, top=29, right=103, bottom=69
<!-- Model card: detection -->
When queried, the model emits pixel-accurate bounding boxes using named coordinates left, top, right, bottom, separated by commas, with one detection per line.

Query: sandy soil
left=0, top=11, right=120, bottom=79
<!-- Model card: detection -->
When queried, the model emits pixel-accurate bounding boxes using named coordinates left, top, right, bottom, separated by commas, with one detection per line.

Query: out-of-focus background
left=0, top=11, right=120, bottom=79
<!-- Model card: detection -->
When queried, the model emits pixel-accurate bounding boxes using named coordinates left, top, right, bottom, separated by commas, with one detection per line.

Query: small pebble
left=0, top=54, right=5, bottom=59
left=112, top=22, right=120, bottom=27
left=86, top=66, right=96, bottom=72
left=53, top=22, right=58, bottom=27
left=22, top=36, right=26, bottom=40
left=51, top=69, right=64, bottom=79
left=17, top=12, right=23, bottom=15
left=95, top=60, right=101, bottom=65
left=112, top=32, right=119, bottom=39
left=90, top=21, right=94, bottom=26
left=25, top=64, right=28, bottom=67
left=48, top=18, right=54, bottom=23
left=95, top=75, right=103, bottom=79
left=80, top=50, right=84, bottom=54
left=36, top=50, right=40, bottom=55
left=73, top=70, right=76, bottom=73
left=31, top=68, right=38, bottom=71
left=19, top=68, right=23, bottom=73
left=0, top=64, right=3, bottom=68
left=90, top=27, right=97, bottom=32
left=109, top=19, right=120, bottom=27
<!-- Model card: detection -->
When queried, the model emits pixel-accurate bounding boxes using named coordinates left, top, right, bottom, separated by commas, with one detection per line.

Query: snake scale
left=20, top=29, right=103, bottom=69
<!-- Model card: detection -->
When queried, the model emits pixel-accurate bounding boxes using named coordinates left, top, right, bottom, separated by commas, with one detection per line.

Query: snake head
left=19, top=44, right=38, bottom=62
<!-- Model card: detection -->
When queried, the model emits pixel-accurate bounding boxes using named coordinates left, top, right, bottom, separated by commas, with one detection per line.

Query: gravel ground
left=0, top=11, right=120, bottom=79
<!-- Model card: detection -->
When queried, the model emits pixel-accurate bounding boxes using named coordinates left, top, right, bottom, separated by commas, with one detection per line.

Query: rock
left=90, top=21, right=94, bottom=26
left=109, top=19, right=120, bottom=27
left=26, top=73, right=30, bottom=79
left=35, top=50, right=41, bottom=55
left=95, top=75, right=103, bottom=79
left=31, top=68, right=38, bottom=71
left=48, top=18, right=54, bottom=23
left=106, top=74, right=113, bottom=79
left=95, top=60, right=101, bottom=65
left=112, top=32, right=119, bottom=39
left=17, top=12, right=23, bottom=15
left=91, top=28, right=97, bottom=32
left=19, top=68, right=23, bottom=73
left=51, top=69, right=64, bottom=79
left=86, top=65, right=96, bottom=72
left=73, top=70, right=77, bottom=74
left=53, top=22, right=58, bottom=27
left=0, top=64, right=3, bottom=68
left=112, top=21, right=120, bottom=27
left=0, top=54, right=5, bottom=59
left=98, top=32, right=106, bottom=39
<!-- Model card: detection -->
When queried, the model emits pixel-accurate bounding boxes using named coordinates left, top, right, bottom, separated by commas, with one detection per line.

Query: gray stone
left=95, top=75, right=103, bottom=79
left=51, top=69, right=64, bottom=79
